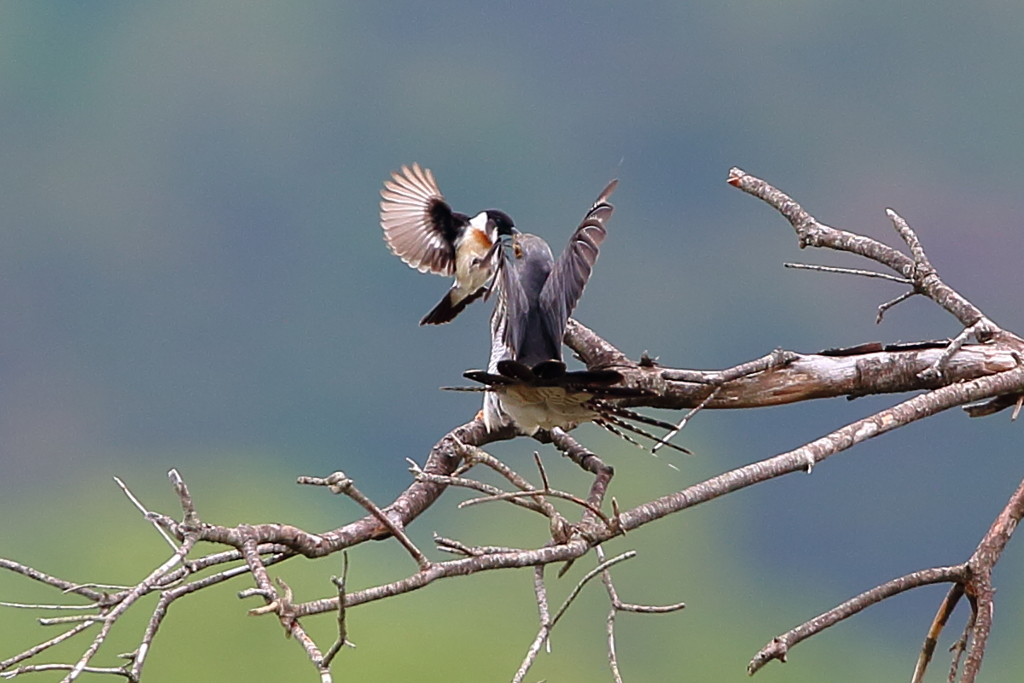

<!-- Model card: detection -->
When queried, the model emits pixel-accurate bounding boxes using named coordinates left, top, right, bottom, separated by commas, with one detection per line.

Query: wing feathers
left=538, top=180, right=617, bottom=338
left=380, top=163, right=458, bottom=276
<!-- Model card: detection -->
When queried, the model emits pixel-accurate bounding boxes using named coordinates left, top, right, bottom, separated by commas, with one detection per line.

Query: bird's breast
left=500, top=385, right=598, bottom=434
left=457, top=226, right=494, bottom=254
left=452, top=228, right=497, bottom=295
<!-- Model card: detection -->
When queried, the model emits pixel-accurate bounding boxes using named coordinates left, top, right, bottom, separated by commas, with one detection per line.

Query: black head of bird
left=380, top=163, right=515, bottom=325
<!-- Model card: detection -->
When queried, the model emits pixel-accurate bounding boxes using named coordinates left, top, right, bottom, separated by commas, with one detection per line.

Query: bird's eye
left=514, top=242, right=523, bottom=259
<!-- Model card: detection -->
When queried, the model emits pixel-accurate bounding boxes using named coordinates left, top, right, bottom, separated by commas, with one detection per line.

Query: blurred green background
left=1, top=2, right=1023, bottom=681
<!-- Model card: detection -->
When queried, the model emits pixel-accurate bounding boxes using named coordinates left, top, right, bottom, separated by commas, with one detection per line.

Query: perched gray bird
left=469, top=180, right=625, bottom=430
left=380, top=163, right=515, bottom=325
left=461, top=180, right=691, bottom=453
left=494, top=180, right=618, bottom=374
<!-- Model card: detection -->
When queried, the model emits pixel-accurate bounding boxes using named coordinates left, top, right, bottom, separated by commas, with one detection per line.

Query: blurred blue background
left=1, top=2, right=1022, bottom=681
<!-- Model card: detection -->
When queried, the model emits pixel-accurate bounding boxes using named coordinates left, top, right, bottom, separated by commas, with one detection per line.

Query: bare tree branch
left=4, top=168, right=1023, bottom=682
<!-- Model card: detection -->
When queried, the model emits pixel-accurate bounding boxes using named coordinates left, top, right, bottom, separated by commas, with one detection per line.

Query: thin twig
left=452, top=445, right=562, bottom=518
left=749, top=565, right=966, bottom=675
left=912, top=583, right=965, bottom=683
left=0, top=622, right=97, bottom=673
left=0, top=560, right=107, bottom=604
left=547, top=428, right=615, bottom=524
left=37, top=614, right=108, bottom=626
left=877, top=289, right=918, bottom=323
left=549, top=552, right=637, bottom=629
left=322, top=553, right=352, bottom=668
left=596, top=546, right=625, bottom=683
left=411, top=466, right=549, bottom=515
left=167, top=469, right=199, bottom=529
left=661, top=347, right=798, bottom=384
left=919, top=323, right=981, bottom=382
left=0, top=602, right=97, bottom=611
left=593, top=545, right=685, bottom=682
left=949, top=606, right=976, bottom=683
left=533, top=451, right=551, bottom=492
left=432, top=536, right=525, bottom=557
left=513, top=565, right=553, bottom=683
left=0, top=663, right=130, bottom=679
left=784, top=262, right=911, bottom=283
left=886, top=207, right=932, bottom=270
left=534, top=565, right=551, bottom=653
left=113, top=477, right=179, bottom=552
left=606, top=605, right=623, bottom=683
left=459, top=488, right=611, bottom=528
left=651, top=385, right=720, bottom=453
left=300, top=472, right=430, bottom=571
left=64, top=537, right=198, bottom=682
left=514, top=552, right=637, bottom=683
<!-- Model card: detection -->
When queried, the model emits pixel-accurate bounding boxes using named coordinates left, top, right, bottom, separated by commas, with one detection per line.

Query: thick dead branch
left=567, top=318, right=1020, bottom=411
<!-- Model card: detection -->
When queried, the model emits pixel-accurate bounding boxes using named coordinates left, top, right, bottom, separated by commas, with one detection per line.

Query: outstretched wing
left=380, top=163, right=460, bottom=276
left=489, top=237, right=529, bottom=370
left=538, top=179, right=617, bottom=337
